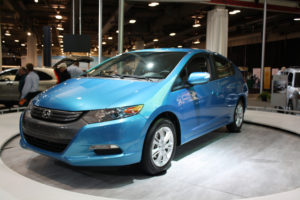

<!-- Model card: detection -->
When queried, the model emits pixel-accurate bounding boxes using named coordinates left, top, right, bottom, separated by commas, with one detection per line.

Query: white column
left=26, top=34, right=38, bottom=67
left=0, top=25, right=2, bottom=71
left=206, top=6, right=228, bottom=57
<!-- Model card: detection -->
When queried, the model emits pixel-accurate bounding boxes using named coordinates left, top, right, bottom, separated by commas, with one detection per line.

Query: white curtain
left=206, top=7, right=228, bottom=57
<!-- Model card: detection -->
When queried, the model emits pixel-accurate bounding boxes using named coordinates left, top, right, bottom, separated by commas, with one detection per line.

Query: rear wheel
left=141, top=118, right=176, bottom=175
left=287, top=101, right=294, bottom=115
left=227, top=100, right=244, bottom=132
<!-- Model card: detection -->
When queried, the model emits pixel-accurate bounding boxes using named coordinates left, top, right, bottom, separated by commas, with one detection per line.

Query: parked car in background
left=0, top=68, right=57, bottom=107
left=284, top=67, right=300, bottom=111
left=53, top=56, right=94, bottom=72
left=20, top=48, right=248, bottom=175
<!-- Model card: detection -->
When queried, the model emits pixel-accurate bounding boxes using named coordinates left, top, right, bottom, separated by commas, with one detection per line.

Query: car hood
left=33, top=78, right=158, bottom=111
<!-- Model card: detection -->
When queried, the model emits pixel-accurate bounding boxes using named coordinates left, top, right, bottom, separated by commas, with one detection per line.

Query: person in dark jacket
left=57, top=63, right=71, bottom=83
left=14, top=67, right=28, bottom=96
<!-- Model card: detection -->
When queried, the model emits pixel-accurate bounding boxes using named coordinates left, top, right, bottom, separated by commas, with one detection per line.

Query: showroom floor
left=1, top=111, right=300, bottom=200
left=2, top=123, right=300, bottom=200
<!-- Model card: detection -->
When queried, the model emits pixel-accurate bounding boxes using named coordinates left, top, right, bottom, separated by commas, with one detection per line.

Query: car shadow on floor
left=9, top=127, right=232, bottom=191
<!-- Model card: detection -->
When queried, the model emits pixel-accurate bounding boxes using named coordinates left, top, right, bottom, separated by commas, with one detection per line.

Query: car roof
left=130, top=48, right=213, bottom=54
left=285, top=68, right=300, bottom=73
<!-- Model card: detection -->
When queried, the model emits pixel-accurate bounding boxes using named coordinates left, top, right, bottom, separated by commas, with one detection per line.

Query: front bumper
left=20, top=110, right=148, bottom=166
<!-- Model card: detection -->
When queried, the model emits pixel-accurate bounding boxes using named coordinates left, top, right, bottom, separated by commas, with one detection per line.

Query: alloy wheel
left=151, top=126, right=174, bottom=167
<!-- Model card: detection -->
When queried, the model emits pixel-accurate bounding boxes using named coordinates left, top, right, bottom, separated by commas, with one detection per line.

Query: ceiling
left=1, top=0, right=300, bottom=58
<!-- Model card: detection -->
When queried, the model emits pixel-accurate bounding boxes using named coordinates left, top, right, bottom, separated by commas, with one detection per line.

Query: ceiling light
left=58, top=35, right=63, bottom=38
left=294, top=18, right=300, bottom=21
left=14, top=39, right=19, bottom=43
left=129, top=19, right=136, bottom=24
left=116, top=30, right=119, bottom=33
left=2, top=40, right=5, bottom=43
left=153, top=38, right=159, bottom=42
left=148, top=2, right=159, bottom=7
left=51, top=43, right=54, bottom=46
left=34, top=0, right=38, bottom=3
left=57, top=27, right=64, bottom=31
left=60, top=45, right=63, bottom=47
left=21, top=43, right=26, bottom=47
left=229, top=10, right=241, bottom=15
left=193, top=39, right=200, bottom=44
left=108, top=36, right=113, bottom=40
left=177, top=45, right=183, bottom=48
left=94, top=47, right=97, bottom=51
left=169, top=32, right=176, bottom=37
left=59, top=40, right=63, bottom=43
left=27, top=32, right=32, bottom=36
left=132, top=45, right=136, bottom=50
left=5, top=30, right=11, bottom=36
left=102, top=41, right=107, bottom=45
left=193, top=19, right=201, bottom=28
left=55, top=13, right=63, bottom=19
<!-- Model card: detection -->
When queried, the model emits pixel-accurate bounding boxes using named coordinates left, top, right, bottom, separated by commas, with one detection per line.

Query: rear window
left=295, top=73, right=300, bottom=87
left=35, top=71, right=52, bottom=80
left=213, top=55, right=234, bottom=79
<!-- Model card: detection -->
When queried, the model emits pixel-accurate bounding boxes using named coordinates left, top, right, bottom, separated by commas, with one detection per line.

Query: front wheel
left=227, top=100, right=244, bottom=132
left=141, top=118, right=176, bottom=175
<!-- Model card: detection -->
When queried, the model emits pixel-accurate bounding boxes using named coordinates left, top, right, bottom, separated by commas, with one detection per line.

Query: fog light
left=89, top=144, right=122, bottom=155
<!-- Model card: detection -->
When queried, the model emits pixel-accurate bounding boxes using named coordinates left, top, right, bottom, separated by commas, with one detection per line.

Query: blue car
left=20, top=48, right=248, bottom=175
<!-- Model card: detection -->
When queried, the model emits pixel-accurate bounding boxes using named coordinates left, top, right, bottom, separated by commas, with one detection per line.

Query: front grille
left=31, top=106, right=83, bottom=123
left=24, top=133, right=70, bottom=153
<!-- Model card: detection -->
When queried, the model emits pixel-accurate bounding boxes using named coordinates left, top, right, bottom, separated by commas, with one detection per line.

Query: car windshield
left=295, top=73, right=300, bottom=87
left=87, top=52, right=186, bottom=80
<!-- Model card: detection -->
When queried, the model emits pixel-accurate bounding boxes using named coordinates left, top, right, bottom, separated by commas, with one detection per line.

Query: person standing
left=67, top=61, right=83, bottom=78
left=57, top=63, right=71, bottom=83
left=14, top=67, right=28, bottom=96
left=19, top=63, right=40, bottom=106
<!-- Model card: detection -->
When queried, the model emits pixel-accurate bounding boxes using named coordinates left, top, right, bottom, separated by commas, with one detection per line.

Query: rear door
left=211, top=54, right=239, bottom=123
left=35, top=70, right=57, bottom=91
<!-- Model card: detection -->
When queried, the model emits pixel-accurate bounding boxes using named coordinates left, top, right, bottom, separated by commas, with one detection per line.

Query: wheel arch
left=238, top=95, right=247, bottom=111
left=146, top=111, right=181, bottom=146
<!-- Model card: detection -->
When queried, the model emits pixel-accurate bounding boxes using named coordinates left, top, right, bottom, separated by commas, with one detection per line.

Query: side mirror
left=187, top=72, right=210, bottom=85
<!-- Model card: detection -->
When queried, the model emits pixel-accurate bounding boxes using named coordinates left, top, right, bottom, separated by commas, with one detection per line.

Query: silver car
left=284, top=67, right=300, bottom=111
left=0, top=68, right=57, bottom=107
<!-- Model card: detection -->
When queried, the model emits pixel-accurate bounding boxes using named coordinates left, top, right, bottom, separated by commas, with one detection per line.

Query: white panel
left=206, top=7, right=228, bottom=57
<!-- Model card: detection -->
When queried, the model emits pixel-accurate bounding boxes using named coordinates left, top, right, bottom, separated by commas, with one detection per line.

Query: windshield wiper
left=97, top=74, right=123, bottom=78
left=120, top=75, right=154, bottom=82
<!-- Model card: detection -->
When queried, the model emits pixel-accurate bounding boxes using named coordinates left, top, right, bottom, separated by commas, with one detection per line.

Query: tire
left=287, top=101, right=294, bottom=115
left=141, top=118, right=177, bottom=175
left=227, top=100, right=244, bottom=133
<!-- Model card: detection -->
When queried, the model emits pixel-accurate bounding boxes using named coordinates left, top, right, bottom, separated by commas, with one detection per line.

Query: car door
left=211, top=54, right=239, bottom=124
left=170, top=53, right=219, bottom=143
left=35, top=70, right=56, bottom=91
left=0, top=69, right=19, bottom=101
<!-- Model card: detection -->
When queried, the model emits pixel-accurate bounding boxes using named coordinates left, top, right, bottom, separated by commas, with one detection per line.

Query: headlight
left=27, top=99, right=34, bottom=111
left=83, top=105, right=143, bottom=124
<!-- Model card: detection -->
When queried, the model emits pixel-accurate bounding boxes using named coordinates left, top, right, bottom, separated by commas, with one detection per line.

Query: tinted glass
left=295, top=73, right=300, bottom=87
left=288, top=73, right=293, bottom=86
left=213, top=55, right=234, bottom=79
left=0, top=69, right=18, bottom=81
left=173, top=55, right=209, bottom=90
left=35, top=71, right=52, bottom=80
left=88, top=52, right=186, bottom=80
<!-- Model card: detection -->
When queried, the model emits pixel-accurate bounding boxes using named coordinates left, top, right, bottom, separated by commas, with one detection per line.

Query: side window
left=288, top=73, right=293, bottom=86
left=0, top=69, right=18, bottom=81
left=173, top=55, right=209, bottom=90
left=35, top=71, right=52, bottom=80
left=213, top=55, right=234, bottom=79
